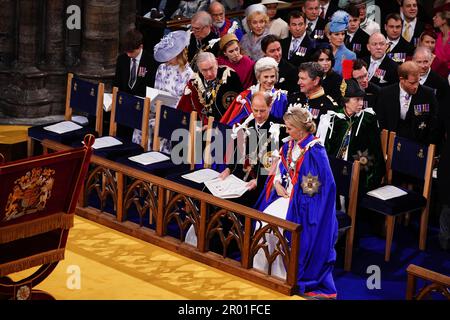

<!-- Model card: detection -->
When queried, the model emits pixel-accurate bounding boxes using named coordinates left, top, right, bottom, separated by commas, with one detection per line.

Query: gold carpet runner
left=10, top=216, right=303, bottom=300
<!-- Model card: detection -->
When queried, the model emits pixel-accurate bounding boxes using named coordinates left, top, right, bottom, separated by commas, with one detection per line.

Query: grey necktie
left=128, top=58, right=137, bottom=89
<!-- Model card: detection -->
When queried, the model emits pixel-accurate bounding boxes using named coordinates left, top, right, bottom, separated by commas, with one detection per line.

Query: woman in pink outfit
left=433, top=3, right=450, bottom=76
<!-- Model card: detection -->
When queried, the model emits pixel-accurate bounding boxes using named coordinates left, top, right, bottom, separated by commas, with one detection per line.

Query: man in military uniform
left=288, top=62, right=339, bottom=126
left=177, top=52, right=243, bottom=124
left=317, top=79, right=385, bottom=191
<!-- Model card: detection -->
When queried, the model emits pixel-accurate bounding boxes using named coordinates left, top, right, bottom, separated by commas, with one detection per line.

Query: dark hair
left=310, top=47, right=335, bottom=71
left=287, top=10, right=306, bottom=24
left=261, top=34, right=281, bottom=53
left=385, top=13, right=402, bottom=25
left=298, top=62, right=324, bottom=83
left=352, top=58, right=368, bottom=71
left=419, top=27, right=437, bottom=41
left=122, top=29, right=143, bottom=52
left=347, top=4, right=360, bottom=18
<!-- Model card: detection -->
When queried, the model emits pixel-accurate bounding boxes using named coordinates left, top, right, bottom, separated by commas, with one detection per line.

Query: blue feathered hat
left=329, top=10, right=349, bottom=33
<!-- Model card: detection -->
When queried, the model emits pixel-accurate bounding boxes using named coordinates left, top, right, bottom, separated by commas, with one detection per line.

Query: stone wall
left=0, top=0, right=136, bottom=125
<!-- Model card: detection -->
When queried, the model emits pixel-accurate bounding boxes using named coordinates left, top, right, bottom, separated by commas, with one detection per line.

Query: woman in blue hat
left=325, top=10, right=356, bottom=77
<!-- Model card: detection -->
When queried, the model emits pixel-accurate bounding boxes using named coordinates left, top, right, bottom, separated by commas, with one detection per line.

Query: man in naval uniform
left=288, top=62, right=339, bottom=126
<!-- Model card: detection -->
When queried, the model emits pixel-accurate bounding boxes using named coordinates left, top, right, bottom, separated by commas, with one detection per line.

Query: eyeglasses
left=191, top=25, right=205, bottom=32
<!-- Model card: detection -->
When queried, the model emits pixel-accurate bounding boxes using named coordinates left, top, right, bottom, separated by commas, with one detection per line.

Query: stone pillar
left=0, top=0, right=17, bottom=116
left=40, top=0, right=67, bottom=115
left=75, top=0, right=120, bottom=83
left=1, top=0, right=51, bottom=119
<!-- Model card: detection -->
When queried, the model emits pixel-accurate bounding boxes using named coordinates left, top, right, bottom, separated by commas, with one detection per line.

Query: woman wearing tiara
left=254, top=105, right=338, bottom=299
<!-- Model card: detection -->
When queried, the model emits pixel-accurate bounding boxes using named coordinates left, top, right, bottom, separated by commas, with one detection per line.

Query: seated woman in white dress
left=132, top=30, right=193, bottom=152
left=254, top=105, right=338, bottom=299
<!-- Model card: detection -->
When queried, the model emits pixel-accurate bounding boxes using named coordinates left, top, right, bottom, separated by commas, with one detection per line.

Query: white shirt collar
left=370, top=54, right=385, bottom=64
left=133, top=48, right=143, bottom=65
left=400, top=12, right=417, bottom=30
left=387, top=36, right=400, bottom=48
left=292, top=33, right=306, bottom=44
left=399, top=83, right=411, bottom=99
left=419, top=68, right=431, bottom=85
left=307, top=18, right=318, bottom=30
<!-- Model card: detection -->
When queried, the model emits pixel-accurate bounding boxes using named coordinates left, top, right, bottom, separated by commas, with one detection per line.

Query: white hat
left=260, top=0, right=291, bottom=10
left=153, top=30, right=190, bottom=63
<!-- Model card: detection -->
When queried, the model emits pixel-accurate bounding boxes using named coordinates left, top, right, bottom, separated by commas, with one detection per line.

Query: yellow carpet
left=10, top=216, right=303, bottom=300
left=0, top=125, right=30, bottom=144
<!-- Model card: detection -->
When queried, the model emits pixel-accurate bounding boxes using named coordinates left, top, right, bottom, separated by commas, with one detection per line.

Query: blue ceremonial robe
left=254, top=134, right=338, bottom=297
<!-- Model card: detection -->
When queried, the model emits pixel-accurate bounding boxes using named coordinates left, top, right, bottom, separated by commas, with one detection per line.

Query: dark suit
left=376, top=84, right=439, bottom=144
left=276, top=58, right=299, bottom=94
left=308, top=17, right=328, bottom=43
left=187, top=31, right=219, bottom=70
left=322, top=71, right=343, bottom=103
left=281, top=34, right=316, bottom=67
left=363, top=82, right=381, bottom=110
left=409, top=20, right=426, bottom=48
left=423, top=69, right=449, bottom=107
left=113, top=50, right=157, bottom=98
left=363, top=55, right=399, bottom=87
left=322, top=0, right=339, bottom=22
left=386, top=37, right=415, bottom=63
left=346, top=28, right=370, bottom=59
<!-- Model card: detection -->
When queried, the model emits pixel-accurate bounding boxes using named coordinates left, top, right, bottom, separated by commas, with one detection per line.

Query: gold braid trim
left=0, top=213, right=74, bottom=244
left=0, top=249, right=65, bottom=277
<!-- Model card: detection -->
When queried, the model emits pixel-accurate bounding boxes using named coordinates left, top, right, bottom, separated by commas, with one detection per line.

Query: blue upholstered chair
left=360, top=132, right=436, bottom=261
left=329, top=157, right=360, bottom=271
left=92, top=87, right=150, bottom=160
left=27, top=73, right=104, bottom=156
left=114, top=102, right=196, bottom=177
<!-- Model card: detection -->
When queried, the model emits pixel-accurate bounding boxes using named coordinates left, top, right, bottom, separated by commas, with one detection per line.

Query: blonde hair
left=176, top=48, right=189, bottom=71
left=247, top=11, right=269, bottom=30
left=283, top=105, right=316, bottom=134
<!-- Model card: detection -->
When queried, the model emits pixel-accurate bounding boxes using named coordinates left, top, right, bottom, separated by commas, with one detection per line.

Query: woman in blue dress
left=254, top=105, right=338, bottom=298
left=326, top=10, right=356, bottom=77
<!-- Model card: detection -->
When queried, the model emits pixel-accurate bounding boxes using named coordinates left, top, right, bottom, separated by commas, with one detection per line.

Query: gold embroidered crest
left=396, top=142, right=401, bottom=152
left=181, top=115, right=188, bottom=126
left=90, top=88, right=95, bottom=96
left=222, top=91, right=237, bottom=109
left=417, top=148, right=424, bottom=159
left=163, top=110, right=168, bottom=120
left=301, top=172, right=321, bottom=197
left=261, top=151, right=274, bottom=169
left=73, top=82, right=77, bottom=91
left=340, top=80, right=347, bottom=97
left=118, top=95, right=123, bottom=105
left=135, top=101, right=141, bottom=111
left=4, top=167, right=56, bottom=221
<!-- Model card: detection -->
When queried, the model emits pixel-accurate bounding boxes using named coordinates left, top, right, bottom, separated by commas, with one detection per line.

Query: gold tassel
left=0, top=213, right=74, bottom=244
left=0, top=249, right=65, bottom=277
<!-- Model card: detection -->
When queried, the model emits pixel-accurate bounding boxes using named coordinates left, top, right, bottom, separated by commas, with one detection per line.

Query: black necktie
left=307, top=22, right=313, bottom=37
left=344, top=33, right=350, bottom=46
left=128, top=58, right=137, bottom=89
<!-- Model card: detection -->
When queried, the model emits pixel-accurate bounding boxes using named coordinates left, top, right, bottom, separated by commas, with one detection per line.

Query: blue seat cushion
left=72, top=137, right=144, bottom=161
left=115, top=153, right=190, bottom=177
left=360, top=187, right=427, bottom=216
left=28, top=123, right=95, bottom=145
left=336, top=210, right=351, bottom=230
